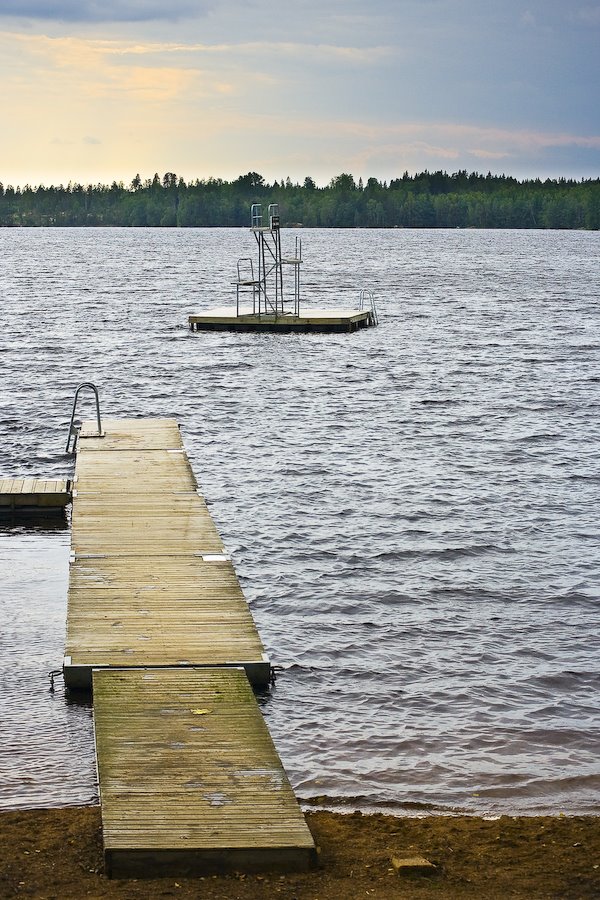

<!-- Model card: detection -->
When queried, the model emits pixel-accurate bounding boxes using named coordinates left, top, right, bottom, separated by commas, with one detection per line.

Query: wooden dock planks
left=94, top=667, right=317, bottom=876
left=78, top=417, right=183, bottom=450
left=63, top=418, right=270, bottom=689
left=70, top=494, right=225, bottom=557
left=66, top=555, right=267, bottom=677
left=0, top=477, right=71, bottom=512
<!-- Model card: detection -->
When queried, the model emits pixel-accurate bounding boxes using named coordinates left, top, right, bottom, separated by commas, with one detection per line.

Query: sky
left=1, top=0, right=599, bottom=188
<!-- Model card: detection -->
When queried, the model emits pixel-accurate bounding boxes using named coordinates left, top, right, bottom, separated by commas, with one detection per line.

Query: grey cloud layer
left=0, top=0, right=210, bottom=22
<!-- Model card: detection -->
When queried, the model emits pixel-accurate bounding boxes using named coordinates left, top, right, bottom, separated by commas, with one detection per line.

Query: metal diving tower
left=234, top=204, right=302, bottom=318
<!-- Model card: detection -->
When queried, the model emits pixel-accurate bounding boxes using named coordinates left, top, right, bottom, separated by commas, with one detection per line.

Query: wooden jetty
left=0, top=477, right=70, bottom=513
left=63, top=418, right=270, bottom=691
left=63, top=416, right=315, bottom=875
left=94, top=667, right=317, bottom=877
left=189, top=306, right=375, bottom=333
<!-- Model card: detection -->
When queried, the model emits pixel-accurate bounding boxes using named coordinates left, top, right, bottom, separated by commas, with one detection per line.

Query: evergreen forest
left=1, top=170, right=599, bottom=229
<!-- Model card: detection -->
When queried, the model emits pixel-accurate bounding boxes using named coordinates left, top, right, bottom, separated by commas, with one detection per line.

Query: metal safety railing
left=251, top=203, right=262, bottom=228
left=65, top=382, right=103, bottom=454
left=234, top=257, right=262, bottom=315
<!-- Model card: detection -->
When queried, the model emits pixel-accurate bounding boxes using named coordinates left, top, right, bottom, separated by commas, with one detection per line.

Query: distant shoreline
left=1, top=170, right=598, bottom=229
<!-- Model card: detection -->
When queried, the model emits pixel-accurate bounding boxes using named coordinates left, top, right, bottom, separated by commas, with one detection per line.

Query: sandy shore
left=1, top=805, right=599, bottom=899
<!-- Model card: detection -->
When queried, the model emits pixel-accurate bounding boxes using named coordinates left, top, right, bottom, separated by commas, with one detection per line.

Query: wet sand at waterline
left=1, top=806, right=599, bottom=899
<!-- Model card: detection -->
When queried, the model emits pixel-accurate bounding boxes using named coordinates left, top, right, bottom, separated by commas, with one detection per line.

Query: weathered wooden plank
left=74, top=449, right=197, bottom=494
left=93, top=668, right=316, bottom=877
left=78, top=417, right=183, bottom=451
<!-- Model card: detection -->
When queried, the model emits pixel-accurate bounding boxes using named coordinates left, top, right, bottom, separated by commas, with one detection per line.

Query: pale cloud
left=58, top=36, right=391, bottom=66
left=146, top=107, right=599, bottom=177
left=4, top=31, right=387, bottom=88
left=5, top=32, right=199, bottom=101
left=202, top=113, right=600, bottom=179
left=443, top=124, right=600, bottom=153
left=268, top=41, right=391, bottom=63
left=1, top=30, right=391, bottom=112
left=89, top=64, right=195, bottom=102
left=372, top=141, right=461, bottom=161
left=470, top=149, right=512, bottom=160
left=292, top=117, right=600, bottom=154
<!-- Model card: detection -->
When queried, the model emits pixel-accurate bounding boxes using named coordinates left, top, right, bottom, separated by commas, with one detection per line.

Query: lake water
left=0, top=226, right=599, bottom=816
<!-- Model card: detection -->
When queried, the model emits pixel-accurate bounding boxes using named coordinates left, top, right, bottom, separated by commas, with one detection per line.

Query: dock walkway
left=64, top=417, right=314, bottom=874
left=63, top=418, right=269, bottom=690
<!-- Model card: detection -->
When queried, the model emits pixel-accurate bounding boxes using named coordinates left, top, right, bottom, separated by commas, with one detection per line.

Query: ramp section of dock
left=64, top=417, right=270, bottom=689
left=94, top=667, right=317, bottom=877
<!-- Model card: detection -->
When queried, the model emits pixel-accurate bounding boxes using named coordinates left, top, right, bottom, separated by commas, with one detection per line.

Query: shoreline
left=2, top=805, right=599, bottom=899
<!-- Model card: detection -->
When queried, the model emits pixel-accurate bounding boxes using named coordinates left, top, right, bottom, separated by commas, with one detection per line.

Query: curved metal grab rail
left=65, top=382, right=103, bottom=454
left=359, top=288, right=379, bottom=326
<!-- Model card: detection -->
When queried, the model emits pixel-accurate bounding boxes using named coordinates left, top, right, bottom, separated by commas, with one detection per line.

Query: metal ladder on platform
left=65, top=382, right=104, bottom=454
left=359, top=288, right=379, bottom=326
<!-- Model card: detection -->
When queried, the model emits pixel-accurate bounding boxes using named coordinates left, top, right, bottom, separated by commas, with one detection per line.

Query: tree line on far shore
left=0, top=170, right=599, bottom=229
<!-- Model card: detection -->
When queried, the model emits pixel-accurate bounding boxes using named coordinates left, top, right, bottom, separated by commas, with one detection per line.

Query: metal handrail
left=359, top=288, right=379, bottom=326
left=235, top=258, right=261, bottom=315
left=65, top=382, right=103, bottom=454
left=251, top=203, right=262, bottom=228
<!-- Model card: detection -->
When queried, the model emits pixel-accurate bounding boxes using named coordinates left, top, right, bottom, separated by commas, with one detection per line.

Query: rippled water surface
left=0, top=227, right=599, bottom=815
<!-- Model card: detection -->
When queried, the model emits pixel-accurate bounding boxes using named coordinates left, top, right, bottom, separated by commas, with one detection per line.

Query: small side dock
left=0, top=477, right=70, bottom=513
left=64, top=416, right=315, bottom=875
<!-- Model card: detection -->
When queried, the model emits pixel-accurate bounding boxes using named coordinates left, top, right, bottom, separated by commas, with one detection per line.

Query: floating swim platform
left=189, top=306, right=375, bottom=333
left=93, top=667, right=317, bottom=877
left=188, top=203, right=378, bottom=333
